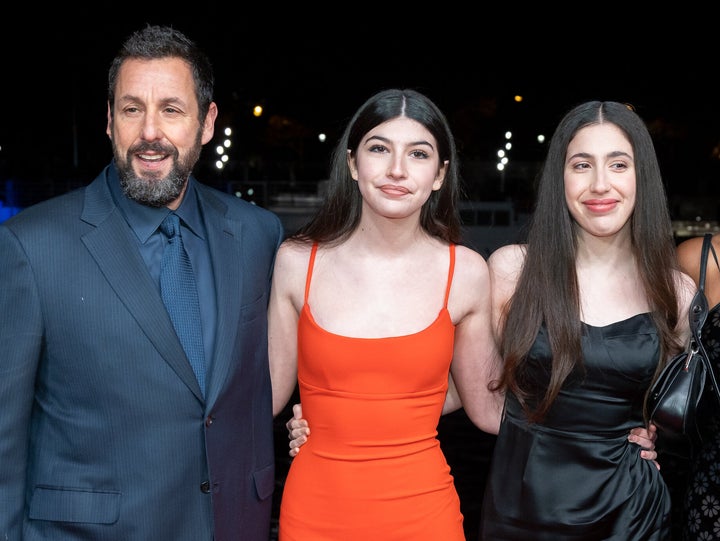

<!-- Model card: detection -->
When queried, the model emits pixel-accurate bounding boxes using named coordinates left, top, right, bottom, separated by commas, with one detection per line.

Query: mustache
left=129, top=141, right=175, bottom=154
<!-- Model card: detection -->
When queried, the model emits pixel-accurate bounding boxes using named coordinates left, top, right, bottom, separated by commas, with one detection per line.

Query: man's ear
left=106, top=102, right=113, bottom=139
left=200, top=102, right=218, bottom=145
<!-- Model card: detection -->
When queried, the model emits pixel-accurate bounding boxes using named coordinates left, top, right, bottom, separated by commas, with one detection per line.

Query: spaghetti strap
left=304, top=243, right=319, bottom=304
left=444, top=244, right=455, bottom=309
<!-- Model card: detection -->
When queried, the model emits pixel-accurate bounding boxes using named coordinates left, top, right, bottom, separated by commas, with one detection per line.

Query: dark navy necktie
left=160, top=212, right=206, bottom=396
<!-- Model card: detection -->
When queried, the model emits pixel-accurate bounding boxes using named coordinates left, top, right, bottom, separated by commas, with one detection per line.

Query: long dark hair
left=497, top=100, right=683, bottom=423
left=291, top=88, right=462, bottom=245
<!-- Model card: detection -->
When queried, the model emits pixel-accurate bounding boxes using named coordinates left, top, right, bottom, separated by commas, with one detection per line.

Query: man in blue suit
left=0, top=25, right=283, bottom=540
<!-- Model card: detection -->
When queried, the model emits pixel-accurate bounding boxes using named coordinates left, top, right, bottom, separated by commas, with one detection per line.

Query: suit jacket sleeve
left=0, top=223, right=42, bottom=538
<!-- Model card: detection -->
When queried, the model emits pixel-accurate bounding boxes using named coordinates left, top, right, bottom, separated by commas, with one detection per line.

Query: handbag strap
left=690, top=239, right=709, bottom=335
left=692, top=234, right=720, bottom=335
left=699, top=233, right=720, bottom=293
left=693, top=233, right=720, bottom=406
left=689, top=233, right=717, bottom=333
left=700, top=233, right=713, bottom=293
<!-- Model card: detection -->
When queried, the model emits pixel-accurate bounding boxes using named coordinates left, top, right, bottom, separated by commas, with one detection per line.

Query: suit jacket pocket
left=252, top=463, right=274, bottom=501
left=29, top=485, right=121, bottom=524
left=239, top=292, right=268, bottom=326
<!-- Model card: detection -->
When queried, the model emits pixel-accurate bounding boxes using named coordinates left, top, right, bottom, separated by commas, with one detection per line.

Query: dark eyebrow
left=607, top=150, right=633, bottom=160
left=363, top=134, right=435, bottom=150
left=116, top=95, right=187, bottom=108
left=567, top=150, right=633, bottom=161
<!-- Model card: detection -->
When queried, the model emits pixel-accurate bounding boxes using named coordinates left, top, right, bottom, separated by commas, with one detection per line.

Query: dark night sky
left=2, top=10, right=719, bottom=217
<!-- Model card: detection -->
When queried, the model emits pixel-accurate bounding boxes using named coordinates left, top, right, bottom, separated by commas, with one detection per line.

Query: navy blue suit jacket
left=0, top=164, right=283, bottom=540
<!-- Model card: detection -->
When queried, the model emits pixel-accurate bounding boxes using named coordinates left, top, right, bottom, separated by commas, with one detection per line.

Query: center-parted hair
left=497, top=100, right=683, bottom=423
left=291, top=88, right=463, bottom=245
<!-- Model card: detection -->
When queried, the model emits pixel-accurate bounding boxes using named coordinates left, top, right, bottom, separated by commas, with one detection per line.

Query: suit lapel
left=80, top=174, right=204, bottom=400
left=198, top=189, right=244, bottom=406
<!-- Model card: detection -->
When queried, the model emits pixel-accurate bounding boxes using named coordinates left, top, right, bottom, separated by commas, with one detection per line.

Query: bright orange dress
left=278, top=243, right=464, bottom=541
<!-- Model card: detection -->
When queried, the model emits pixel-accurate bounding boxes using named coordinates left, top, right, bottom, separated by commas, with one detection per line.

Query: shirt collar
left=108, top=161, right=205, bottom=244
left=174, top=180, right=205, bottom=241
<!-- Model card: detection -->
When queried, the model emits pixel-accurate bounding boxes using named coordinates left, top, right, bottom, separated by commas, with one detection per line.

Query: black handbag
left=648, top=233, right=720, bottom=457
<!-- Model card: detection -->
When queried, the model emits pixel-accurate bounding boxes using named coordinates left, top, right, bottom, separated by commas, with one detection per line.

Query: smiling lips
left=380, top=185, right=410, bottom=196
left=138, top=153, right=165, bottom=162
left=584, top=199, right=617, bottom=213
left=134, top=153, right=168, bottom=174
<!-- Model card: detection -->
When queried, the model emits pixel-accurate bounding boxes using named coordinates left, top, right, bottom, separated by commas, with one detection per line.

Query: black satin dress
left=480, top=314, right=672, bottom=540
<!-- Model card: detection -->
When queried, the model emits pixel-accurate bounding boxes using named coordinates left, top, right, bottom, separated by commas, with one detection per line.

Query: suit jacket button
left=200, top=481, right=211, bottom=493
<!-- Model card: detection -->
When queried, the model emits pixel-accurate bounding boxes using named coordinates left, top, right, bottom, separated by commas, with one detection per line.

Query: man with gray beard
left=0, top=25, right=283, bottom=541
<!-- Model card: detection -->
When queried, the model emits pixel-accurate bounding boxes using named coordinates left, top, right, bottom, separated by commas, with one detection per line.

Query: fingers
left=628, top=426, right=657, bottom=451
left=628, top=435, right=653, bottom=450
left=286, top=419, right=310, bottom=437
left=628, top=426, right=660, bottom=469
left=288, top=433, right=307, bottom=457
left=640, top=450, right=661, bottom=470
left=287, top=425, right=310, bottom=444
left=640, top=448, right=658, bottom=461
left=628, top=426, right=656, bottom=440
left=292, top=403, right=303, bottom=419
left=286, top=402, right=309, bottom=458
left=631, top=428, right=660, bottom=469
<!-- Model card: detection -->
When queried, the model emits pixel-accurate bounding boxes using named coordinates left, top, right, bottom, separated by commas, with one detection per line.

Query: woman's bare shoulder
left=452, top=244, right=490, bottom=289
left=448, top=245, right=492, bottom=322
left=455, top=244, right=489, bottom=268
left=273, top=239, right=316, bottom=282
left=676, top=235, right=704, bottom=275
left=487, top=243, right=526, bottom=273
left=276, top=238, right=312, bottom=260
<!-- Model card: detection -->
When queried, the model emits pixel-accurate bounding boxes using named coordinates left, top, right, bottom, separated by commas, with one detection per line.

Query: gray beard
left=112, top=133, right=203, bottom=208
left=117, top=160, right=186, bottom=207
